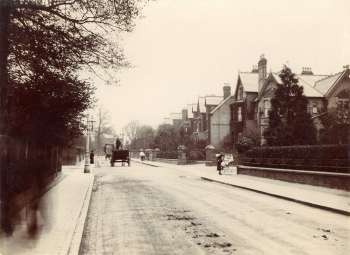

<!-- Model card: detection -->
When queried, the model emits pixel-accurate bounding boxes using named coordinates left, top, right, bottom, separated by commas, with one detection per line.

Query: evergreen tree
left=264, top=66, right=316, bottom=145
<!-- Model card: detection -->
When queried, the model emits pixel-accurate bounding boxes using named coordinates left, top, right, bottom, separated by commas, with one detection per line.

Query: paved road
left=79, top=162, right=350, bottom=255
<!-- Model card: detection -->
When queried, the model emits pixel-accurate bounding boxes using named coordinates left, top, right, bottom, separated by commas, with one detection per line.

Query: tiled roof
left=297, top=75, right=324, bottom=97
left=297, top=74, right=328, bottom=87
left=205, top=96, right=223, bottom=106
left=314, top=71, right=344, bottom=95
left=210, top=95, right=234, bottom=114
left=271, top=72, right=325, bottom=97
left=239, top=72, right=259, bottom=92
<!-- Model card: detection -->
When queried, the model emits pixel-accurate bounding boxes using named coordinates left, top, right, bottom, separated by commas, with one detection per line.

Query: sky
left=91, top=0, right=350, bottom=134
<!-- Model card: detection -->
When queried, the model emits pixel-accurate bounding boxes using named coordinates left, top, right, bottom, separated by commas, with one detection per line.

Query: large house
left=231, top=55, right=350, bottom=147
left=230, top=59, right=262, bottom=147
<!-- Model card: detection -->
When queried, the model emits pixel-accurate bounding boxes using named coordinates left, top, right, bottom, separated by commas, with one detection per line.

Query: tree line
left=122, top=121, right=207, bottom=151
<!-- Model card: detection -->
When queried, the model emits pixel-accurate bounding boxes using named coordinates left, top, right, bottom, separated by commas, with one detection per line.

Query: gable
left=257, top=73, right=279, bottom=101
left=326, top=69, right=350, bottom=98
left=239, top=72, right=259, bottom=92
left=234, top=76, right=243, bottom=100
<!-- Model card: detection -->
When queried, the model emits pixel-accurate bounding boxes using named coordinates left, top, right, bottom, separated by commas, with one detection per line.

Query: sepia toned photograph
left=0, top=0, right=349, bottom=254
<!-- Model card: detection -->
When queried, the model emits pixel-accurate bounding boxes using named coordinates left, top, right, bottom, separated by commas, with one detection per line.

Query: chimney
left=258, top=54, right=267, bottom=92
left=223, top=84, right=231, bottom=99
left=182, top=109, right=188, bottom=120
left=301, top=67, right=313, bottom=75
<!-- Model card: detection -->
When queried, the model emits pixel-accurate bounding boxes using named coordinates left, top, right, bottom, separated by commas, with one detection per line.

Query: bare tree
left=94, top=107, right=116, bottom=153
left=122, top=120, right=139, bottom=147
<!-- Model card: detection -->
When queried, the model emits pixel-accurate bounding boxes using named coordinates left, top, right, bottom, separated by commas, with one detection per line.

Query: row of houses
left=165, top=55, right=350, bottom=150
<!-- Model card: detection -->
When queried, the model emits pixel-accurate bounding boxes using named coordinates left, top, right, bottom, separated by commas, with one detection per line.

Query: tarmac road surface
left=79, top=162, right=350, bottom=255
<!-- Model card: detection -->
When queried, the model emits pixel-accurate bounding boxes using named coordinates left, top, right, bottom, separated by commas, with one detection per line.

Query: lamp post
left=84, top=115, right=95, bottom=173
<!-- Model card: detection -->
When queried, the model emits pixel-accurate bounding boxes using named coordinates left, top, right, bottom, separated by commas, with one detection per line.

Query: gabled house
left=257, top=65, right=350, bottom=144
left=230, top=55, right=267, bottom=147
left=208, top=85, right=235, bottom=148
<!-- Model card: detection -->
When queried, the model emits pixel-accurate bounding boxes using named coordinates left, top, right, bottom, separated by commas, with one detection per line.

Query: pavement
left=0, top=162, right=95, bottom=255
left=132, top=158, right=350, bottom=216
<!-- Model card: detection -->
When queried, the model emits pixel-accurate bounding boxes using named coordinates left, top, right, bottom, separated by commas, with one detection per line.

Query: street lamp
left=84, top=115, right=95, bottom=173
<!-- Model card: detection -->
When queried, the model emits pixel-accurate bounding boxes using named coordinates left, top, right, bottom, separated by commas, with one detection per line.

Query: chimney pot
left=223, top=84, right=231, bottom=99
left=301, top=67, right=313, bottom=75
left=252, top=65, right=258, bottom=73
left=182, top=109, right=188, bottom=120
left=258, top=54, right=267, bottom=93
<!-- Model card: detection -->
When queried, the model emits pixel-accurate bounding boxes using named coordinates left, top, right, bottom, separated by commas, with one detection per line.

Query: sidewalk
left=0, top=164, right=94, bottom=255
left=133, top=159, right=350, bottom=216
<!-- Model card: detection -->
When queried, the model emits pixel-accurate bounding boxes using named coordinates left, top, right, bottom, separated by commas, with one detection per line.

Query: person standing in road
left=90, top=150, right=95, bottom=164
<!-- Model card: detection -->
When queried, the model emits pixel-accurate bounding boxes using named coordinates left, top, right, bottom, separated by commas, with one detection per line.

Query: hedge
left=242, top=144, right=350, bottom=173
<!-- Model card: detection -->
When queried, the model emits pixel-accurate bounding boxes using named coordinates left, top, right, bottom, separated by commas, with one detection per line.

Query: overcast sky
left=92, top=0, right=350, bottom=134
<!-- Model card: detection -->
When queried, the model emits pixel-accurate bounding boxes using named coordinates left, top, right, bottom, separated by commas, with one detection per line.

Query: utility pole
left=84, top=115, right=95, bottom=173
left=84, top=116, right=91, bottom=173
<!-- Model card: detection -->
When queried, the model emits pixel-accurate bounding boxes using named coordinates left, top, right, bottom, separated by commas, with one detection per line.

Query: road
left=79, top=161, right=350, bottom=255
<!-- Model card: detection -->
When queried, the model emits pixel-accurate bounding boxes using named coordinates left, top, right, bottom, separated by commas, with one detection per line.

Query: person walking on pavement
left=139, top=151, right=146, bottom=161
left=90, top=150, right=94, bottom=164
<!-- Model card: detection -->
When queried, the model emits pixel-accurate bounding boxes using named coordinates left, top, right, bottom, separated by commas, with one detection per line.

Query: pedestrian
left=90, top=150, right=94, bottom=164
left=139, top=151, right=145, bottom=161
left=115, top=138, right=122, bottom=150
left=216, top=153, right=224, bottom=175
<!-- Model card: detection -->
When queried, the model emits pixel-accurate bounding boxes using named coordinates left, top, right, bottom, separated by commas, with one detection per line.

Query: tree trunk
left=0, top=3, right=11, bottom=233
left=0, top=4, right=10, bottom=134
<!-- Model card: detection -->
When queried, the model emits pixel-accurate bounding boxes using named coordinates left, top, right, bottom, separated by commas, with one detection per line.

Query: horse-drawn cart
left=110, top=149, right=130, bottom=167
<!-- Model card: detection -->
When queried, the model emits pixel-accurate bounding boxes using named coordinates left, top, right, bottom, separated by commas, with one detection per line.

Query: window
left=338, top=99, right=349, bottom=110
left=237, top=86, right=243, bottom=100
left=312, top=104, right=318, bottom=114
left=263, top=99, right=270, bottom=118
left=237, top=107, right=242, bottom=122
